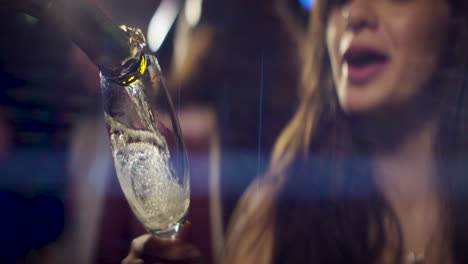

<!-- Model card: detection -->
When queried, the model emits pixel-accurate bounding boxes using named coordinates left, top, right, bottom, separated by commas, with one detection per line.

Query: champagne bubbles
left=113, top=140, right=189, bottom=231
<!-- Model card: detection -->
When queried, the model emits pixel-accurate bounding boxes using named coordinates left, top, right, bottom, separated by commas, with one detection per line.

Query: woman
left=124, top=0, right=468, bottom=263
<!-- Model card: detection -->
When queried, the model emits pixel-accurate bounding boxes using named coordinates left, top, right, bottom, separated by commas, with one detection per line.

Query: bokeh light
left=299, top=0, right=315, bottom=10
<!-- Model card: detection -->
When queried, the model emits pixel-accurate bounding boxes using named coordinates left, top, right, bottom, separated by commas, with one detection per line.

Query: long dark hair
left=223, top=0, right=468, bottom=263
left=269, top=0, right=468, bottom=263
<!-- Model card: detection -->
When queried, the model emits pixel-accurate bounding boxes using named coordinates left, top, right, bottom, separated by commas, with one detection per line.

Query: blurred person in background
left=124, top=0, right=468, bottom=263
left=167, top=0, right=302, bottom=235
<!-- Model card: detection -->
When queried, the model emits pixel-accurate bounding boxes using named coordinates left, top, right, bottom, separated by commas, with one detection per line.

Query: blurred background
left=0, top=0, right=312, bottom=263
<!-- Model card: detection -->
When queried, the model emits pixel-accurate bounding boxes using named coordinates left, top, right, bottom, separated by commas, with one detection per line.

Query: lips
left=343, top=45, right=389, bottom=85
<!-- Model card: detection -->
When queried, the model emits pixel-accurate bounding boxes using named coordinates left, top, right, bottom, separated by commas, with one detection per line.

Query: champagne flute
left=100, top=27, right=190, bottom=238
left=16, top=0, right=189, bottom=239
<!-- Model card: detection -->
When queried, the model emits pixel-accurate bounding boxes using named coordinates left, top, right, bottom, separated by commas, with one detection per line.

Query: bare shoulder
left=223, top=177, right=282, bottom=264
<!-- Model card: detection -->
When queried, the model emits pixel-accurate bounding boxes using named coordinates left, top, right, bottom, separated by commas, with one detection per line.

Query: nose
left=342, top=0, right=378, bottom=32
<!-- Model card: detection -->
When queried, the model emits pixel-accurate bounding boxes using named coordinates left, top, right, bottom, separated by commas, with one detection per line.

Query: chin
left=337, top=84, right=394, bottom=117
left=342, top=105, right=376, bottom=117
left=339, top=96, right=384, bottom=117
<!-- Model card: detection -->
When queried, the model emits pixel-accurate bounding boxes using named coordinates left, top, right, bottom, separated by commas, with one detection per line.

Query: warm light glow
left=184, top=0, right=203, bottom=27
left=147, top=0, right=183, bottom=52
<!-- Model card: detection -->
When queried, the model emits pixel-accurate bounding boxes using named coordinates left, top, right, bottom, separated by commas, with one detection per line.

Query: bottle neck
left=101, top=26, right=149, bottom=86
left=106, top=49, right=148, bottom=86
left=23, top=0, right=132, bottom=74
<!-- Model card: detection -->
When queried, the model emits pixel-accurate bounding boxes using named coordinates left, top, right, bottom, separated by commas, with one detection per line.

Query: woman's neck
left=371, top=117, right=448, bottom=260
left=372, top=118, right=440, bottom=208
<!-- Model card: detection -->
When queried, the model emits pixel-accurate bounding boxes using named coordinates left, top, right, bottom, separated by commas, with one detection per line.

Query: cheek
left=398, top=17, right=448, bottom=64
left=389, top=6, right=450, bottom=97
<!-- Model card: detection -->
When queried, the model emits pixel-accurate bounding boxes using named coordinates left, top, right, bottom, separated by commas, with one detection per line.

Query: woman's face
left=326, top=0, right=451, bottom=115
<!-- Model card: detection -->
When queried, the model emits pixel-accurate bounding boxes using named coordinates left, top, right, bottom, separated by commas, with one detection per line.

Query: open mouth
left=343, top=47, right=389, bottom=84
left=344, top=49, right=388, bottom=68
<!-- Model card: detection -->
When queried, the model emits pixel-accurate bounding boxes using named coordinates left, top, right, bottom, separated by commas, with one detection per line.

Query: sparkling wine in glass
left=14, top=0, right=189, bottom=239
left=100, top=27, right=189, bottom=238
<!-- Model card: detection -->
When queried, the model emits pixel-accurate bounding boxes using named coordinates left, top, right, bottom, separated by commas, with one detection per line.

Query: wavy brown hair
left=225, top=0, right=468, bottom=263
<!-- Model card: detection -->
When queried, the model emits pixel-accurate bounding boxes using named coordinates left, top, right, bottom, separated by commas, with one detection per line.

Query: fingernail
left=187, top=248, right=201, bottom=258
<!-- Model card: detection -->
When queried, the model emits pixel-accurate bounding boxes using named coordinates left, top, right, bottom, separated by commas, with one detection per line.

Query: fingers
left=175, top=221, right=192, bottom=241
left=129, top=234, right=154, bottom=258
left=125, top=222, right=201, bottom=263
left=121, top=256, right=144, bottom=264
left=142, top=236, right=201, bottom=261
